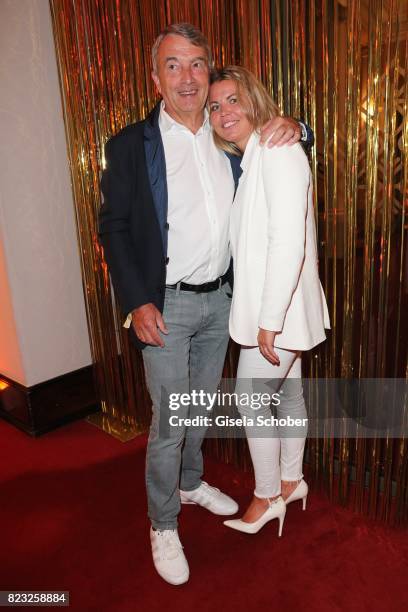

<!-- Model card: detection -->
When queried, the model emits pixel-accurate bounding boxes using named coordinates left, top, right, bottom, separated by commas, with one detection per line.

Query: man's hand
left=259, top=116, right=301, bottom=148
left=258, top=329, right=280, bottom=365
left=131, top=303, right=168, bottom=347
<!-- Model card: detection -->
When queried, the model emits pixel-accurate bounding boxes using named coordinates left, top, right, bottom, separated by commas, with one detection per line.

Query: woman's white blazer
left=229, top=132, right=330, bottom=350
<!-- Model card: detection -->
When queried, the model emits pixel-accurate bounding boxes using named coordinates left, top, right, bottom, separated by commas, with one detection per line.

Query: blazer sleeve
left=258, top=143, right=310, bottom=332
left=98, top=135, right=149, bottom=314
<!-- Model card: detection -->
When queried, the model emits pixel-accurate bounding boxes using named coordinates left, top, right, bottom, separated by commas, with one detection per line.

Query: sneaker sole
left=156, top=569, right=190, bottom=585
left=180, top=499, right=238, bottom=515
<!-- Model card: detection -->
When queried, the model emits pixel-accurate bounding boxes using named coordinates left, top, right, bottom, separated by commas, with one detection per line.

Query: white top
left=229, top=132, right=330, bottom=350
left=159, top=102, right=234, bottom=284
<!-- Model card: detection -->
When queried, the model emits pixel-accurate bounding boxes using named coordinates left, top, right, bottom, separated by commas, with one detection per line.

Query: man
left=99, top=23, right=312, bottom=585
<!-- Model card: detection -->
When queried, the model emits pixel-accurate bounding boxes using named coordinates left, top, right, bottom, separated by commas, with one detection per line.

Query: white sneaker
left=150, top=527, right=189, bottom=585
left=180, top=481, right=238, bottom=515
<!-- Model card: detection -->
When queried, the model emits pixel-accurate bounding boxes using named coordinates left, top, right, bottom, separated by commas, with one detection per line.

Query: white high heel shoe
left=223, top=496, right=286, bottom=536
left=283, top=479, right=308, bottom=510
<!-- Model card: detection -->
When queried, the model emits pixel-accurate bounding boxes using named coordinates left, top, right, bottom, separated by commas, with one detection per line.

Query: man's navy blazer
left=98, top=102, right=242, bottom=348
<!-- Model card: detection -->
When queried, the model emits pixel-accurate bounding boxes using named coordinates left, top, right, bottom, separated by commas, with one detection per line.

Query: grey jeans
left=142, top=282, right=231, bottom=530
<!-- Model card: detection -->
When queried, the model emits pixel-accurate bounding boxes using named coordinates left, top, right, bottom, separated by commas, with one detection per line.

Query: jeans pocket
left=221, top=281, right=233, bottom=299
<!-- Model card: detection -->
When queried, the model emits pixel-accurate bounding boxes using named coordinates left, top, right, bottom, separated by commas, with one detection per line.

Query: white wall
left=0, top=0, right=92, bottom=386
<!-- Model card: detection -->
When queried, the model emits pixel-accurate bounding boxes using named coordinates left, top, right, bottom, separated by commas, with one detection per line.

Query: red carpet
left=1, top=418, right=407, bottom=612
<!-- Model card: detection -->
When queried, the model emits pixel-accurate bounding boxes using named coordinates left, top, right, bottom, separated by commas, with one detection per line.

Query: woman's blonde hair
left=209, top=65, right=280, bottom=155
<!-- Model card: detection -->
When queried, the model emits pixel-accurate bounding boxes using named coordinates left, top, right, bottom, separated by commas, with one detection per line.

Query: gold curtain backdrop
left=49, top=0, right=407, bottom=524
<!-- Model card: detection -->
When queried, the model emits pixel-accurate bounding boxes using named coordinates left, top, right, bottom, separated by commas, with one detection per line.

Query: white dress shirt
left=159, top=102, right=234, bottom=284
left=229, top=132, right=330, bottom=350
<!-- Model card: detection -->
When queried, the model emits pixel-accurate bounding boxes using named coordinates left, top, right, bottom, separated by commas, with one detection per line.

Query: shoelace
left=155, top=530, right=183, bottom=561
left=201, top=481, right=221, bottom=496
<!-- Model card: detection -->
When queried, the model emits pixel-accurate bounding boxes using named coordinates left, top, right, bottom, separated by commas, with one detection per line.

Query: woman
left=209, top=66, right=330, bottom=535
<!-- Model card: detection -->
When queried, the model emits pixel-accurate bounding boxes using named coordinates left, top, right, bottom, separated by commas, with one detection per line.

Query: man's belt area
left=166, top=272, right=229, bottom=293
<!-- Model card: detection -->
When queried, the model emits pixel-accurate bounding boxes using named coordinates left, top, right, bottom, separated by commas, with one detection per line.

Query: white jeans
left=236, top=346, right=308, bottom=498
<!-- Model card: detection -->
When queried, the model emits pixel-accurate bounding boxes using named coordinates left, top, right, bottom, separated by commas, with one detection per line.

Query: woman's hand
left=257, top=329, right=280, bottom=365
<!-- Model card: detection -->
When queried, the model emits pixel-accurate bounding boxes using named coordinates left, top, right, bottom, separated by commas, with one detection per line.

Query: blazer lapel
left=144, top=102, right=168, bottom=255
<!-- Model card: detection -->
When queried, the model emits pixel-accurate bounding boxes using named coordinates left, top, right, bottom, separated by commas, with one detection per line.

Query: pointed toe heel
left=223, top=496, right=286, bottom=535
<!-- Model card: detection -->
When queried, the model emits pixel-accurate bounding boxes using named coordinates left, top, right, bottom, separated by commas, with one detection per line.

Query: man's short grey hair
left=151, top=23, right=212, bottom=73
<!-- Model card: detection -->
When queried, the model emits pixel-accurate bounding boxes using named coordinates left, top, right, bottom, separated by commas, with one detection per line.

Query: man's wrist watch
left=299, top=121, right=308, bottom=142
